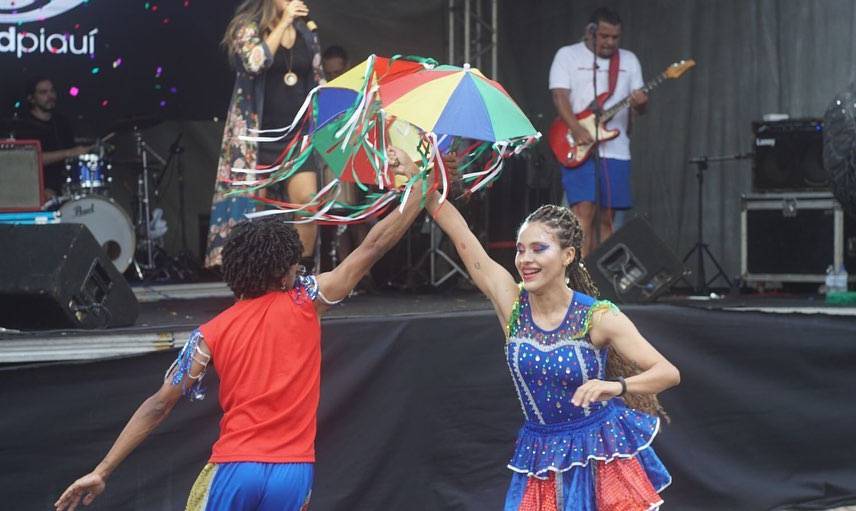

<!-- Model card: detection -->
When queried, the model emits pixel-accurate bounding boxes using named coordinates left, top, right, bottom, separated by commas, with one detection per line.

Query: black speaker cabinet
left=0, top=224, right=139, bottom=330
left=752, top=119, right=827, bottom=192
left=583, top=217, right=685, bottom=303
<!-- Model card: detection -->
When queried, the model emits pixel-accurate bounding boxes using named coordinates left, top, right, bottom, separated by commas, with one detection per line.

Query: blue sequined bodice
left=505, top=290, right=615, bottom=424
left=502, top=289, right=668, bottom=489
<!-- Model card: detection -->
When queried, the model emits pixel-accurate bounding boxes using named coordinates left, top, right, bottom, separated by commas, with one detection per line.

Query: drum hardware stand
left=397, top=165, right=477, bottom=290
left=678, top=154, right=750, bottom=294
left=133, top=128, right=167, bottom=278
left=426, top=216, right=470, bottom=286
left=386, top=214, right=431, bottom=290
left=410, top=214, right=470, bottom=288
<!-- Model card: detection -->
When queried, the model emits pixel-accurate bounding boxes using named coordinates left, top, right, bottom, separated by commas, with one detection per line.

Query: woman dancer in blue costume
left=426, top=197, right=680, bottom=510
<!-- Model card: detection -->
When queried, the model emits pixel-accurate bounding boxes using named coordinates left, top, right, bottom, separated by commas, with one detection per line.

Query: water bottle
left=825, top=265, right=836, bottom=294
left=835, top=264, right=849, bottom=293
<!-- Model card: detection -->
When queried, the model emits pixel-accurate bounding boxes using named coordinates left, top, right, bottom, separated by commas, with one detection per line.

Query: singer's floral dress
left=204, top=20, right=323, bottom=268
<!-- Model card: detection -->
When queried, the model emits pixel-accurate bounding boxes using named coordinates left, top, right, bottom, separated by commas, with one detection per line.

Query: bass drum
left=59, top=196, right=136, bottom=273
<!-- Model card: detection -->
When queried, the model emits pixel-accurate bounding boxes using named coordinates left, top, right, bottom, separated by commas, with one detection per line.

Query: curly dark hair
left=523, top=204, right=668, bottom=420
left=221, top=217, right=303, bottom=298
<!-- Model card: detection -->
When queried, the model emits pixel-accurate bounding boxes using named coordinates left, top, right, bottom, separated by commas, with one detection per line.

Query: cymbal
left=107, top=114, right=163, bottom=134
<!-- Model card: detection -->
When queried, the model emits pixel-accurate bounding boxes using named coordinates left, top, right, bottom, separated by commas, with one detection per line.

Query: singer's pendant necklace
left=283, top=27, right=298, bottom=86
left=284, top=69, right=298, bottom=86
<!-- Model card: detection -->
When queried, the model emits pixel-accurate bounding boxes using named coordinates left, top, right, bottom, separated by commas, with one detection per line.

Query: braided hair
left=221, top=217, right=303, bottom=299
left=522, top=205, right=668, bottom=419
left=523, top=204, right=598, bottom=297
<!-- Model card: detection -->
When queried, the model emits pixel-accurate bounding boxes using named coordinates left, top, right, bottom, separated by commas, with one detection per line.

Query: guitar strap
left=594, top=50, right=621, bottom=108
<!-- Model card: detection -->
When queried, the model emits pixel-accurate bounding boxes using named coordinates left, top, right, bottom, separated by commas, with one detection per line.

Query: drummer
left=17, top=77, right=91, bottom=199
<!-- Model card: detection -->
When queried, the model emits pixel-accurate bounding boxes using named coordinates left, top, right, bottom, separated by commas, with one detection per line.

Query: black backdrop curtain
left=4, top=0, right=853, bottom=276
left=2, top=306, right=856, bottom=510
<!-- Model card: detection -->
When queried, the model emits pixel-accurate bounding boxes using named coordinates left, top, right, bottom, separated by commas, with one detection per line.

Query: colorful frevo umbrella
left=380, top=63, right=539, bottom=193
left=381, top=64, right=536, bottom=143
left=314, top=55, right=428, bottom=131
left=229, top=55, right=434, bottom=222
left=230, top=55, right=540, bottom=222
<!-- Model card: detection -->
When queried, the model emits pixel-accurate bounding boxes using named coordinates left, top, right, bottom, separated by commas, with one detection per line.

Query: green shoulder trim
left=575, top=299, right=619, bottom=339
left=505, top=282, right=525, bottom=341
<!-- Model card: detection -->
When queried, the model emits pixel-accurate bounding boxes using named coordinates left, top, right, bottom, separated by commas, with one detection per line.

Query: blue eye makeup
left=516, top=242, right=551, bottom=254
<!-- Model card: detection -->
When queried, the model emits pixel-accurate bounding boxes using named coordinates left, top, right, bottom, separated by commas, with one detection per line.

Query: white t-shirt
left=549, top=42, right=644, bottom=160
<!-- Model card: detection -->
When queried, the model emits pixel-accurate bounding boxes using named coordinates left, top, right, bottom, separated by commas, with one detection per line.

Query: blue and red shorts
left=186, top=462, right=312, bottom=511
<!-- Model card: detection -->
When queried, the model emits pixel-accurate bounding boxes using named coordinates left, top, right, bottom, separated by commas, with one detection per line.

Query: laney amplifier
left=0, top=139, right=44, bottom=211
left=752, top=119, right=826, bottom=192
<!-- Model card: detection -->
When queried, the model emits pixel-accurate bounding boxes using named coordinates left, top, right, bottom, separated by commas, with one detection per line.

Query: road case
left=741, top=192, right=856, bottom=283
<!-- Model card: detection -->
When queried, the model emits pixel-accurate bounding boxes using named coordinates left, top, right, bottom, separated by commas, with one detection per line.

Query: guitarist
left=549, top=7, right=648, bottom=256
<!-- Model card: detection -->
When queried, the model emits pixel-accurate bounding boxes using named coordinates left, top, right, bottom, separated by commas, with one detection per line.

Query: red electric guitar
left=548, top=59, right=695, bottom=168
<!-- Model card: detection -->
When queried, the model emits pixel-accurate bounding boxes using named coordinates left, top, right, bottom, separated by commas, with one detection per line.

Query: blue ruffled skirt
left=504, top=402, right=671, bottom=511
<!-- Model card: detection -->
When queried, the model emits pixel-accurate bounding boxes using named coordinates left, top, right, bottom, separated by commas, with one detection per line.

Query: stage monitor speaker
left=0, top=223, right=139, bottom=330
left=752, top=119, right=826, bottom=192
left=0, top=139, right=44, bottom=211
left=583, top=217, right=685, bottom=303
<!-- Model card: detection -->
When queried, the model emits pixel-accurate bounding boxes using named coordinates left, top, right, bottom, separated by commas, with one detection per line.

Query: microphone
left=302, top=17, right=318, bottom=32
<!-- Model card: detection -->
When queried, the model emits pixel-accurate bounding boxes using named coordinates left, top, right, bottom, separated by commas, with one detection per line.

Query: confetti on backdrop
left=9, top=1, right=205, bottom=126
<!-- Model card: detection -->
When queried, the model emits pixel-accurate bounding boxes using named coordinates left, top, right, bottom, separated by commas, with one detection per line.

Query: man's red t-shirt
left=199, top=280, right=320, bottom=463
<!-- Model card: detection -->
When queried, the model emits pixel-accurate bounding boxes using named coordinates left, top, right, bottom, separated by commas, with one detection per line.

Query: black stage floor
left=2, top=283, right=853, bottom=366
left=2, top=286, right=854, bottom=341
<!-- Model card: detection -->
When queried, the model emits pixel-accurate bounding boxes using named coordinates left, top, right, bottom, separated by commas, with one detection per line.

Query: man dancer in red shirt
left=55, top=147, right=426, bottom=511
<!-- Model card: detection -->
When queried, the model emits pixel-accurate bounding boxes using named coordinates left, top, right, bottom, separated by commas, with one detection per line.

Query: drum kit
left=3, top=115, right=192, bottom=280
left=55, top=132, right=135, bottom=274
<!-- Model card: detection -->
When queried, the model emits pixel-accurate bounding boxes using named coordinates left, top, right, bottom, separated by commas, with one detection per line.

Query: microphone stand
left=156, top=133, right=188, bottom=254
left=151, top=132, right=197, bottom=281
left=590, top=32, right=603, bottom=250
left=679, top=153, right=751, bottom=294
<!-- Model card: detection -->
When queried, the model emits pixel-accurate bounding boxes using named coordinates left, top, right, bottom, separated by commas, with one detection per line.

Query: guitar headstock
left=664, top=59, right=696, bottom=79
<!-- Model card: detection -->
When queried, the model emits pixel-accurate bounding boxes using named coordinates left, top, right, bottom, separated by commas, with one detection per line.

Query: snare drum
left=65, top=153, right=111, bottom=195
left=59, top=196, right=135, bottom=273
